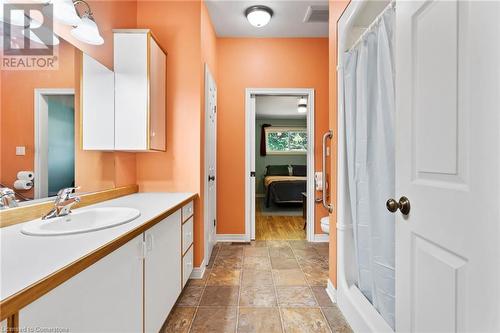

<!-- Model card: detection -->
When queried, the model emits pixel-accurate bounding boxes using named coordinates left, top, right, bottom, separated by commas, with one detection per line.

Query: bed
left=264, top=165, right=307, bottom=208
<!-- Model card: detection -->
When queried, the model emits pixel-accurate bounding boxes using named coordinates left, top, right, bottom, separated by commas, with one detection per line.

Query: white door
left=248, top=95, right=256, bottom=240
left=395, top=1, right=500, bottom=332
left=205, top=65, right=217, bottom=264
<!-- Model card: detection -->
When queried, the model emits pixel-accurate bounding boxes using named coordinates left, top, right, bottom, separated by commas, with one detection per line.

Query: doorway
left=34, top=89, right=75, bottom=199
left=245, top=88, right=315, bottom=242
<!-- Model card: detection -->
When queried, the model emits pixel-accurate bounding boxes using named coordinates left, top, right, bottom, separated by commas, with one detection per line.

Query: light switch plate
left=16, top=146, right=26, bottom=156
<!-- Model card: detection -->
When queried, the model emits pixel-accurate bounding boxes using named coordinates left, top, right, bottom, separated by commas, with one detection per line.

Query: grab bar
left=322, top=130, right=334, bottom=213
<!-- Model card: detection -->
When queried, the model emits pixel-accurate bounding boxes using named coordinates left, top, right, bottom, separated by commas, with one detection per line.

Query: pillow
left=266, top=165, right=290, bottom=176
left=292, top=165, right=307, bottom=176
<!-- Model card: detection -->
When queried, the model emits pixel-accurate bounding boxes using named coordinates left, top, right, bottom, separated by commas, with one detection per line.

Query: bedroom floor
left=255, top=198, right=306, bottom=240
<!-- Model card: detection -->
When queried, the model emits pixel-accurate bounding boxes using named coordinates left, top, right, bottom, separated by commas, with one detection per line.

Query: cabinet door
left=19, top=235, right=143, bottom=332
left=114, top=32, right=148, bottom=151
left=149, top=37, right=166, bottom=151
left=144, top=210, right=181, bottom=333
left=82, top=53, right=115, bottom=150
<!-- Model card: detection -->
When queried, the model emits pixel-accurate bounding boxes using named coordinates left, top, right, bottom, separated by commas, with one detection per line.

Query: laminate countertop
left=0, top=192, right=196, bottom=306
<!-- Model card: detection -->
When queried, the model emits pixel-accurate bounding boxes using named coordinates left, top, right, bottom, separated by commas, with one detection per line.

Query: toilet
left=320, top=216, right=330, bottom=234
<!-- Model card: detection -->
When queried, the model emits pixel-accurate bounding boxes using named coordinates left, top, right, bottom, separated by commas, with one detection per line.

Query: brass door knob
left=386, top=196, right=411, bottom=215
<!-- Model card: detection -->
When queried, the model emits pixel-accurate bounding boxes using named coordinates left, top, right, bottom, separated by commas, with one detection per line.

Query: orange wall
left=328, top=0, right=350, bottom=288
left=136, top=1, right=209, bottom=267
left=216, top=38, right=330, bottom=235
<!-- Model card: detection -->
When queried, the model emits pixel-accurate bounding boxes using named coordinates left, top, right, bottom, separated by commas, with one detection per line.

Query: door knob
left=386, top=196, right=411, bottom=215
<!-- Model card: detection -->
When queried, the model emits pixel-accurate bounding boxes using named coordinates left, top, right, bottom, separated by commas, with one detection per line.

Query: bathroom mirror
left=0, top=34, right=116, bottom=206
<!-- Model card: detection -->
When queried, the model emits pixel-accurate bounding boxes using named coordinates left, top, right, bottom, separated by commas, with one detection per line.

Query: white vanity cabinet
left=19, top=235, right=144, bottom=333
left=114, top=29, right=167, bottom=152
left=144, top=210, right=181, bottom=333
left=12, top=200, right=195, bottom=333
left=81, top=53, right=115, bottom=150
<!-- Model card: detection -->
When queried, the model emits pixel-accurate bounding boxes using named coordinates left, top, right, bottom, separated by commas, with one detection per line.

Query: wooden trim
left=182, top=242, right=194, bottom=258
left=0, top=193, right=196, bottom=321
left=182, top=214, right=194, bottom=225
left=0, top=185, right=139, bottom=228
left=7, top=312, right=18, bottom=331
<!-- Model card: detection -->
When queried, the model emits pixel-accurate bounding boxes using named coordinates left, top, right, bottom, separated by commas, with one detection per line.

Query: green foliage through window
left=265, top=127, right=307, bottom=154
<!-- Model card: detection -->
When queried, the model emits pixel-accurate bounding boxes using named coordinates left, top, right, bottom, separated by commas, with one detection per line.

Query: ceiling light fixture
left=245, top=5, right=273, bottom=28
left=298, top=97, right=307, bottom=113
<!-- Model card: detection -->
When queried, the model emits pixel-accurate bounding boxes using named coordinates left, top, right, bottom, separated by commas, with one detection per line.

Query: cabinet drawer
left=182, top=247, right=193, bottom=288
left=182, top=217, right=194, bottom=254
left=182, top=201, right=194, bottom=221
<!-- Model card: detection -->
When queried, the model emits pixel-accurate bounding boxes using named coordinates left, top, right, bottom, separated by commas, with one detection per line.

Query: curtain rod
left=347, top=0, right=396, bottom=52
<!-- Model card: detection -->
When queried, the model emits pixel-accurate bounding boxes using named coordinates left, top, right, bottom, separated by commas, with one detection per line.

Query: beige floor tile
left=303, top=270, right=329, bottom=287
left=311, top=286, right=335, bottom=307
left=322, top=306, right=353, bottom=333
left=243, top=256, right=272, bottom=270
left=176, top=285, right=204, bottom=306
left=213, top=256, right=243, bottom=269
left=271, top=257, right=300, bottom=270
left=276, top=286, right=318, bottom=307
left=266, top=240, right=291, bottom=248
left=200, top=286, right=239, bottom=306
left=244, top=247, right=270, bottom=257
left=161, top=306, right=196, bottom=333
left=272, top=269, right=307, bottom=286
left=281, top=307, right=330, bottom=333
left=269, top=246, right=295, bottom=259
left=218, top=246, right=244, bottom=258
left=238, top=307, right=283, bottom=333
left=190, top=307, right=237, bottom=333
left=239, top=285, right=277, bottom=307
left=207, top=268, right=241, bottom=286
left=292, top=248, right=321, bottom=260
left=241, top=269, right=274, bottom=286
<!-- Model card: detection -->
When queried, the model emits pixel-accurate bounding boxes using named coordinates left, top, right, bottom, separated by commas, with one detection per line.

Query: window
left=265, top=127, right=307, bottom=155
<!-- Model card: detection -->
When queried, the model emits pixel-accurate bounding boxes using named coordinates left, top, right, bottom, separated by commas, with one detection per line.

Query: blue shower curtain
left=343, top=7, right=396, bottom=329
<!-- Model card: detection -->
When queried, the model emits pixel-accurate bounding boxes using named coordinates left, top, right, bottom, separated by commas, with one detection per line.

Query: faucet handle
left=55, top=186, right=81, bottom=203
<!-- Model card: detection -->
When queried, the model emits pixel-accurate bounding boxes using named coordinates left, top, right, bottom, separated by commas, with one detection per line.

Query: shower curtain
left=343, top=7, right=395, bottom=329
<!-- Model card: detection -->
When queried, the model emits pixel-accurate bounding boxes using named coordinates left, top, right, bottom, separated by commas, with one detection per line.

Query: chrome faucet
left=0, top=187, right=18, bottom=209
left=42, top=187, right=81, bottom=220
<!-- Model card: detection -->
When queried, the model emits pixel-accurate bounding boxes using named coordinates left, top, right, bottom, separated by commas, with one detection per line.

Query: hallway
left=162, top=241, right=351, bottom=333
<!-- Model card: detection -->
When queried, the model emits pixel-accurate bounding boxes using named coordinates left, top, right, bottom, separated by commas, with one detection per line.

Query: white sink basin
left=21, top=207, right=141, bottom=236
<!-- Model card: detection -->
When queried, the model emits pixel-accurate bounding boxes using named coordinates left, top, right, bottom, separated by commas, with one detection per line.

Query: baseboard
left=190, top=259, right=206, bottom=279
left=326, top=279, right=337, bottom=303
left=313, top=233, right=329, bottom=242
left=216, top=234, right=248, bottom=242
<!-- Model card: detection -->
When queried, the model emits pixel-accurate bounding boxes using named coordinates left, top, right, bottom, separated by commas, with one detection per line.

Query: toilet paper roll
left=17, top=171, right=34, bottom=181
left=14, top=179, right=33, bottom=190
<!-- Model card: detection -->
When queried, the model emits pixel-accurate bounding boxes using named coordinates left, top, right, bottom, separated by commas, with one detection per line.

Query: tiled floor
left=161, top=241, right=352, bottom=333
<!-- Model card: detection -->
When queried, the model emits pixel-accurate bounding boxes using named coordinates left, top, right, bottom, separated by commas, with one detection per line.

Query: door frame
left=245, top=88, right=315, bottom=242
left=34, top=88, right=75, bottom=199
left=203, top=65, right=217, bottom=265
